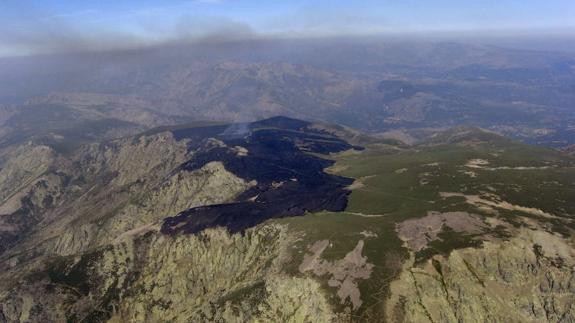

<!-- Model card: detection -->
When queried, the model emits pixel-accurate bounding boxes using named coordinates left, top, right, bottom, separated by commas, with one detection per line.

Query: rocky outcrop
left=72, top=132, right=189, bottom=187
left=47, top=160, right=253, bottom=256
left=0, top=130, right=254, bottom=260
left=111, top=225, right=291, bottom=322
left=44, top=139, right=252, bottom=257
left=0, top=122, right=348, bottom=322
left=0, top=224, right=337, bottom=323
left=0, top=144, right=55, bottom=204
left=387, top=228, right=575, bottom=322
left=0, top=144, right=59, bottom=254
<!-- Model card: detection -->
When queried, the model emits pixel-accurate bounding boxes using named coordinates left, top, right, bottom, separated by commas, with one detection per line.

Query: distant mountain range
left=1, top=39, right=574, bottom=151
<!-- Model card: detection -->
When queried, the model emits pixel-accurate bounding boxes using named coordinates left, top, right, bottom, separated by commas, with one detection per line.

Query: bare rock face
left=99, top=161, right=254, bottom=242
left=48, top=160, right=253, bottom=256
left=0, top=144, right=55, bottom=204
left=387, top=228, right=575, bottom=323
left=0, top=224, right=336, bottom=323
left=0, top=144, right=58, bottom=254
left=0, top=130, right=254, bottom=260
left=73, top=131, right=190, bottom=187
left=0, top=120, right=359, bottom=322
left=108, top=225, right=296, bottom=322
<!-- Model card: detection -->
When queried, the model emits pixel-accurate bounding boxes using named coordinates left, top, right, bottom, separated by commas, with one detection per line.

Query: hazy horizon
left=1, top=0, right=575, bottom=57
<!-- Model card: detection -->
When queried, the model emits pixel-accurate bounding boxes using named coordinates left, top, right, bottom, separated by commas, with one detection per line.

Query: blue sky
left=1, top=0, right=574, bottom=56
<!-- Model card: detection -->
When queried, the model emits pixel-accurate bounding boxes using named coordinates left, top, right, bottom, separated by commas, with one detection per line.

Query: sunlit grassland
left=273, top=136, right=575, bottom=318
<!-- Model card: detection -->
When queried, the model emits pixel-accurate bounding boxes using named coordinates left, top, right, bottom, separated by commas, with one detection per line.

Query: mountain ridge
left=0, top=116, right=574, bottom=322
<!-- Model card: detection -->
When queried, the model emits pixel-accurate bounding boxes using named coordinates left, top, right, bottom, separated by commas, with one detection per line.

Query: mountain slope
left=0, top=117, right=574, bottom=322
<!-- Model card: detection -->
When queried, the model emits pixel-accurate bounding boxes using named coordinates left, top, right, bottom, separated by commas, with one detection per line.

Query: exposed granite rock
left=0, top=129, right=254, bottom=260
left=0, top=224, right=339, bottom=323
left=73, top=131, right=189, bottom=187
left=0, top=143, right=55, bottom=203
left=387, top=228, right=575, bottom=322
left=0, top=144, right=59, bottom=254
left=49, top=160, right=253, bottom=256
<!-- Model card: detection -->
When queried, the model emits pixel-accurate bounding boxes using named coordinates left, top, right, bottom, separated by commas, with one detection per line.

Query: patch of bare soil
left=345, top=175, right=375, bottom=191
left=325, top=164, right=349, bottom=174
left=346, top=181, right=365, bottom=190
left=464, top=159, right=554, bottom=171
left=0, top=191, right=25, bottom=215
left=346, top=212, right=385, bottom=218
left=360, top=230, right=378, bottom=238
left=397, top=211, right=486, bottom=251
left=299, top=239, right=374, bottom=309
left=440, top=192, right=558, bottom=219
left=115, top=222, right=159, bottom=243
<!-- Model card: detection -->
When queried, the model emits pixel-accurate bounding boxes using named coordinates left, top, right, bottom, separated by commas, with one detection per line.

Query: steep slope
left=0, top=131, right=257, bottom=258
left=387, top=227, right=575, bottom=322
left=0, top=117, right=364, bottom=322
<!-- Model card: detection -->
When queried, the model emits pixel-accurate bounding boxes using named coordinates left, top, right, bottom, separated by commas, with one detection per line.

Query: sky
left=1, top=0, right=575, bottom=56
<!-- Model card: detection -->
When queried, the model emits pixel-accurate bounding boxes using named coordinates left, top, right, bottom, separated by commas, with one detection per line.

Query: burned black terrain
left=161, top=116, right=359, bottom=235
